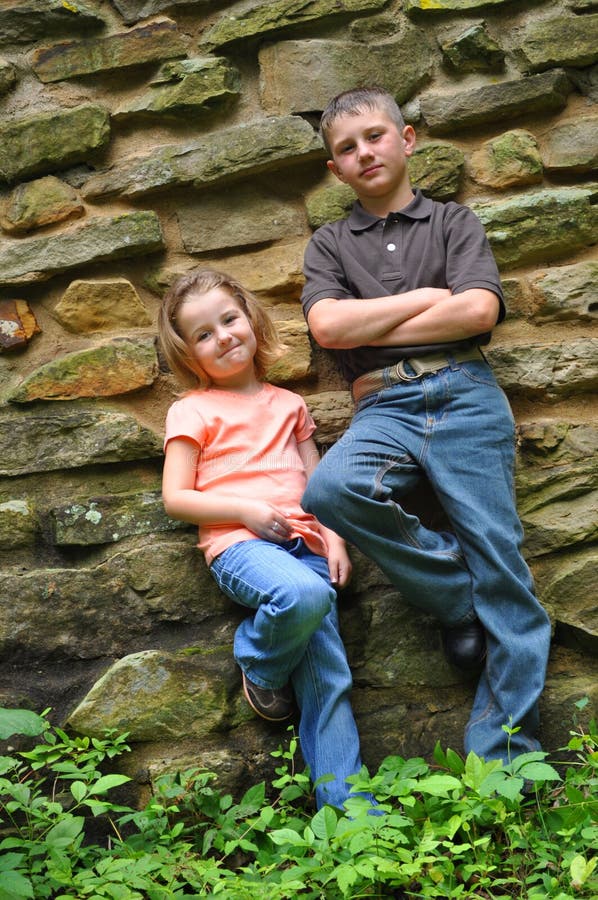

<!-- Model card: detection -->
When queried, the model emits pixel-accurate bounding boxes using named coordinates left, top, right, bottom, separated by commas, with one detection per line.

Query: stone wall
left=0, top=0, right=596, bottom=801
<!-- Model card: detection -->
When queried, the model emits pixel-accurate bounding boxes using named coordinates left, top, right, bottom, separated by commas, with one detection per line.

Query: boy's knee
left=303, top=463, right=340, bottom=516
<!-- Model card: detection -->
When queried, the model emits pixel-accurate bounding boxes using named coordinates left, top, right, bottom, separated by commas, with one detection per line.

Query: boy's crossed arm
left=307, top=287, right=500, bottom=351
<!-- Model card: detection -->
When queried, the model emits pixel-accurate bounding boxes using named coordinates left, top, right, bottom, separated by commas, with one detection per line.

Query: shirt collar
left=348, top=188, right=433, bottom=232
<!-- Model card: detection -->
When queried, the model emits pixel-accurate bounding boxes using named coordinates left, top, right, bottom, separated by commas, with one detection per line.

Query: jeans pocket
left=354, top=389, right=384, bottom=414
left=458, top=359, right=500, bottom=388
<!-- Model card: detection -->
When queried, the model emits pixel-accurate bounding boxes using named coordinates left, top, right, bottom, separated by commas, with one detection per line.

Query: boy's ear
left=403, top=125, right=416, bottom=156
left=327, top=158, right=346, bottom=182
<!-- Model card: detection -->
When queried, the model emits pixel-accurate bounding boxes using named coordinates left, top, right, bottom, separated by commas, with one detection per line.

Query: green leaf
left=497, top=777, right=525, bottom=801
left=83, top=799, right=112, bottom=816
left=0, top=871, right=34, bottom=899
left=44, top=815, right=85, bottom=849
left=446, top=748, right=466, bottom=774
left=88, top=773, right=131, bottom=794
left=335, top=862, right=358, bottom=893
left=70, top=780, right=88, bottom=802
left=518, top=762, right=561, bottom=782
left=570, top=853, right=597, bottom=889
left=433, top=741, right=448, bottom=767
left=0, top=853, right=25, bottom=872
left=464, top=751, right=502, bottom=790
left=170, top=821, right=185, bottom=838
left=6, top=782, right=30, bottom=805
left=237, top=781, right=266, bottom=815
left=259, top=805, right=275, bottom=826
left=0, top=755, right=18, bottom=775
left=0, top=708, right=46, bottom=740
left=445, top=814, right=463, bottom=839
left=269, top=828, right=308, bottom=847
left=311, top=805, right=338, bottom=840
left=418, top=774, right=461, bottom=796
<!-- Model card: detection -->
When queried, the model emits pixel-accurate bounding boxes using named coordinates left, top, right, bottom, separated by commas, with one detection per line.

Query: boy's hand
left=239, top=500, right=292, bottom=543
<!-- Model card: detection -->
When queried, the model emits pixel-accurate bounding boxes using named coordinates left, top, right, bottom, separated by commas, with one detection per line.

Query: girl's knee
left=279, top=578, right=332, bottom=632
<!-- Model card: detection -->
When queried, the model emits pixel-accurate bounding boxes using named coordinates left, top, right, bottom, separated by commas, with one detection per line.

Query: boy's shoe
left=242, top=672, right=294, bottom=722
left=442, top=617, right=486, bottom=671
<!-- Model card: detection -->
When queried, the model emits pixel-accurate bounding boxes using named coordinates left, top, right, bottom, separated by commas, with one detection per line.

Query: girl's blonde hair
left=158, top=268, right=285, bottom=390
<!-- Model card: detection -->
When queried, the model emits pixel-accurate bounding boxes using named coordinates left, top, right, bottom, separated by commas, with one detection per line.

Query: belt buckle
left=394, top=359, right=420, bottom=382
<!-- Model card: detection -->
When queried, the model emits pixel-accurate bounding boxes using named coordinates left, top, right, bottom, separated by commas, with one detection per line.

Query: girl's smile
left=176, top=286, right=259, bottom=391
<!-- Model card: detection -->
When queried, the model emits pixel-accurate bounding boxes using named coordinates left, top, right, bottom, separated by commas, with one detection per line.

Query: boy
left=300, top=87, right=551, bottom=763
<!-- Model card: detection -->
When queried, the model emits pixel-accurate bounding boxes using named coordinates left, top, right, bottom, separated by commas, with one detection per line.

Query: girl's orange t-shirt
left=163, top=383, right=328, bottom=565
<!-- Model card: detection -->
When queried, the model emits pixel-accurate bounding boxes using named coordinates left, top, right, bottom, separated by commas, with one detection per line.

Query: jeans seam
left=374, top=458, right=422, bottom=550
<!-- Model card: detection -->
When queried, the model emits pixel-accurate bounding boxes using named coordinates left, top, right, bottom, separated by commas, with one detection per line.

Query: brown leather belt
left=351, top=348, right=482, bottom=404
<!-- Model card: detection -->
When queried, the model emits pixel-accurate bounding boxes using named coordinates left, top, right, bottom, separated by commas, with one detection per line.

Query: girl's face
left=176, top=286, right=258, bottom=390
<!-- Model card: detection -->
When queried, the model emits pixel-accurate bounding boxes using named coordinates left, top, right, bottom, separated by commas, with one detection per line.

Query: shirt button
left=386, top=242, right=396, bottom=252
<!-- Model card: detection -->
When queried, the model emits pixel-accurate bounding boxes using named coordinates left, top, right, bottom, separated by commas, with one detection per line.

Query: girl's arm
left=162, top=437, right=293, bottom=541
left=298, top=436, right=352, bottom=587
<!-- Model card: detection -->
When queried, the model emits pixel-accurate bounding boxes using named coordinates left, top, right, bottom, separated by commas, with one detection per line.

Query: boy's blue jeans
left=210, top=538, right=363, bottom=810
left=302, top=356, right=551, bottom=763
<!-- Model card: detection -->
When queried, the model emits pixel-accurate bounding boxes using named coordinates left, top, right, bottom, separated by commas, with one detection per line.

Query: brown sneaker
left=242, top=672, right=294, bottom=722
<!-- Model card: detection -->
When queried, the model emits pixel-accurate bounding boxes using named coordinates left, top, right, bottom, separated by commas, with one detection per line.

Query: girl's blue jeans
left=302, top=356, right=552, bottom=763
left=210, top=537, right=363, bottom=810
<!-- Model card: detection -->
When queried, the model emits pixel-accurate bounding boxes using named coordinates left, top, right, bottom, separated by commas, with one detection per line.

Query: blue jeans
left=210, top=538, right=363, bottom=810
left=302, top=357, right=551, bottom=762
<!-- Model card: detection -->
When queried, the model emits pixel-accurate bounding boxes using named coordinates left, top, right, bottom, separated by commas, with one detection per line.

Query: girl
left=158, top=268, right=365, bottom=811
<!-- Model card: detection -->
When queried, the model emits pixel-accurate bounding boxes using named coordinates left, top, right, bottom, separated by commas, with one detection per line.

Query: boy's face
left=325, top=109, right=416, bottom=209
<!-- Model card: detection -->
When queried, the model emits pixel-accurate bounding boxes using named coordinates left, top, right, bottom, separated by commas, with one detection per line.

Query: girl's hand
left=239, top=500, right=292, bottom=543
left=323, top=531, right=352, bottom=588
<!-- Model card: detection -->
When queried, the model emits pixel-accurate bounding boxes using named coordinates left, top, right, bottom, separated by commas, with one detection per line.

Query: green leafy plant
left=0, top=701, right=596, bottom=899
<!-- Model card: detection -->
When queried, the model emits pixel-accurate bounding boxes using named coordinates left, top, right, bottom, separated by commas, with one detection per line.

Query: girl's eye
left=197, top=331, right=210, bottom=342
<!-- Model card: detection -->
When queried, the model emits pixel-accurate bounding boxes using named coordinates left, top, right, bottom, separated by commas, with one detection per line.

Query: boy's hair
left=320, top=86, right=406, bottom=155
left=158, top=268, right=285, bottom=390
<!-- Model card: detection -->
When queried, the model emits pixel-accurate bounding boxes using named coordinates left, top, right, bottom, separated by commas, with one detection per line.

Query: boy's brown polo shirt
left=301, top=189, right=504, bottom=384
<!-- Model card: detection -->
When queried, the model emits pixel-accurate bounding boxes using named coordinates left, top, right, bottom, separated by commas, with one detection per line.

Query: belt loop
left=396, top=359, right=420, bottom=380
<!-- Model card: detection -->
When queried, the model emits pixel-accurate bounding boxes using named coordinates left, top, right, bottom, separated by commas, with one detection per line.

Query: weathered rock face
left=0, top=0, right=596, bottom=805
left=7, top=338, right=159, bottom=403
left=199, top=0, right=390, bottom=51
left=53, top=279, right=153, bottom=333
left=31, top=18, right=188, bottom=83
left=0, top=176, right=84, bottom=234
left=0, top=1, right=107, bottom=45
left=259, top=30, right=433, bottom=114
left=0, top=212, right=164, bottom=285
left=81, top=116, right=323, bottom=200
left=0, top=104, right=110, bottom=183
left=421, top=71, right=572, bottom=134
left=113, top=56, right=241, bottom=121
left=0, top=299, right=40, bottom=351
